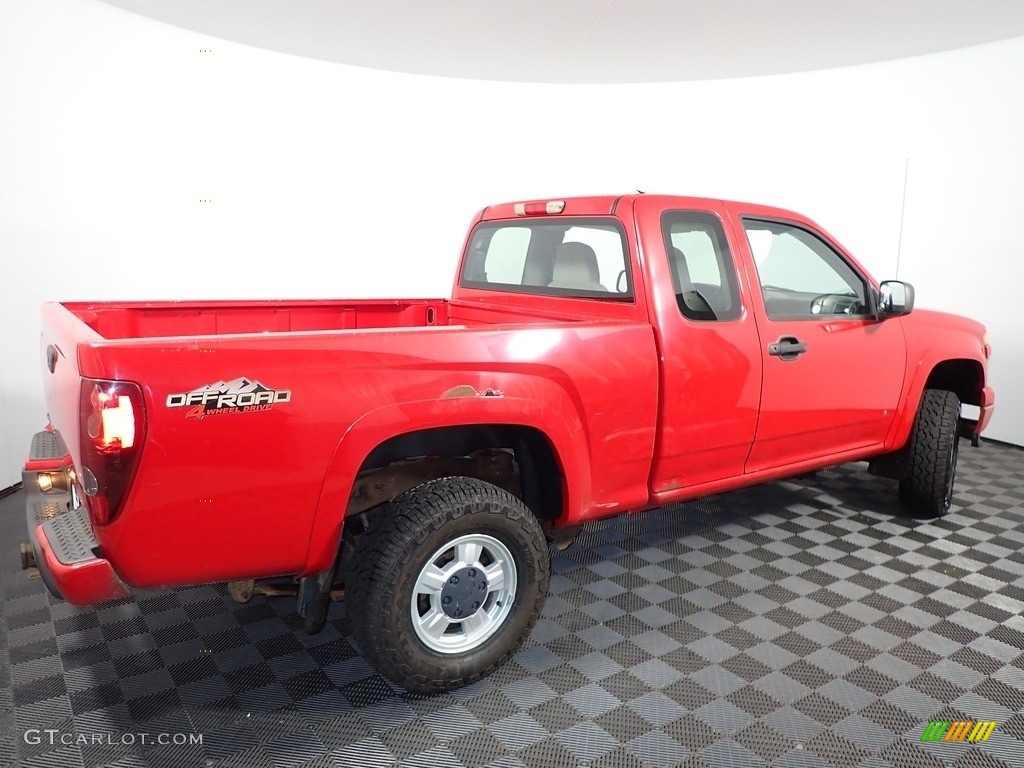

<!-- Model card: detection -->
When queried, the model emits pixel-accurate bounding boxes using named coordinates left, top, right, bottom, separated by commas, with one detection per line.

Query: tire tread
left=898, top=389, right=960, bottom=518
left=345, top=477, right=549, bottom=693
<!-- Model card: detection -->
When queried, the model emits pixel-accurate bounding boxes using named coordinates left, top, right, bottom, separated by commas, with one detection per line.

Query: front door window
left=744, top=220, right=869, bottom=318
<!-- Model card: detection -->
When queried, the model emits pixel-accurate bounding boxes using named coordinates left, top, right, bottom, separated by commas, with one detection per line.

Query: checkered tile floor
left=3, top=441, right=1024, bottom=768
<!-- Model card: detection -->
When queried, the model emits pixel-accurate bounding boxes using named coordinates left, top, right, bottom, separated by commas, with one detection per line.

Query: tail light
left=79, top=378, right=146, bottom=525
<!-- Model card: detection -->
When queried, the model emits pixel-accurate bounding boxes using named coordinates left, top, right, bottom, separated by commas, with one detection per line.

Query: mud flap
left=296, top=550, right=342, bottom=634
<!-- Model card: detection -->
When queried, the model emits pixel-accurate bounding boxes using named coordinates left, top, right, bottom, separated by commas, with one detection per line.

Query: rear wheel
left=346, top=477, right=549, bottom=693
left=898, top=389, right=961, bottom=518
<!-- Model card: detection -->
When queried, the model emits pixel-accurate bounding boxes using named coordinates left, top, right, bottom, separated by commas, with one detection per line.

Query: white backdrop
left=1, top=0, right=1022, bottom=488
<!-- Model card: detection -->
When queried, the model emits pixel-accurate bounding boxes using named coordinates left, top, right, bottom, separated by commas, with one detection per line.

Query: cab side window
left=662, top=211, right=741, bottom=321
left=743, top=219, right=869, bottom=318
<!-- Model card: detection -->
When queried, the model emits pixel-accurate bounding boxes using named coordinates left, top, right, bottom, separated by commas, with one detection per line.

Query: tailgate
left=39, top=302, right=102, bottom=472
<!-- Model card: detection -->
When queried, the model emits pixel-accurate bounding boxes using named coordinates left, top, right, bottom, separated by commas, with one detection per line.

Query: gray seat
left=547, top=242, right=607, bottom=292
left=672, top=247, right=714, bottom=317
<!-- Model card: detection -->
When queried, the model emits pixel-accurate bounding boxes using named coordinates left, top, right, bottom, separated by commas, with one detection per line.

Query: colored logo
left=921, top=721, right=997, bottom=743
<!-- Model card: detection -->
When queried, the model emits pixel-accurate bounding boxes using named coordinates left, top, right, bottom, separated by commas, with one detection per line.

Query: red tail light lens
left=79, top=379, right=146, bottom=525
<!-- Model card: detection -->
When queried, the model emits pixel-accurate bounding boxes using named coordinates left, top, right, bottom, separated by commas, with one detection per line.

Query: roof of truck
left=479, top=194, right=801, bottom=223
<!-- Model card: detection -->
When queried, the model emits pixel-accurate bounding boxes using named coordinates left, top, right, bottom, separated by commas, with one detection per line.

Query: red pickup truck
left=23, top=194, right=994, bottom=692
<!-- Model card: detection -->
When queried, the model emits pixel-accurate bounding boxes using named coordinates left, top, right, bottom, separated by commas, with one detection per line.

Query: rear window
left=460, top=218, right=632, bottom=300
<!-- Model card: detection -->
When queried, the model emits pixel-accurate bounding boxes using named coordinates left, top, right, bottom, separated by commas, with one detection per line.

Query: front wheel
left=346, top=477, right=550, bottom=693
left=899, top=389, right=961, bottom=518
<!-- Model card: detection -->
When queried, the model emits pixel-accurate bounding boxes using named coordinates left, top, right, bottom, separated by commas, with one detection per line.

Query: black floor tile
left=3, top=443, right=1024, bottom=766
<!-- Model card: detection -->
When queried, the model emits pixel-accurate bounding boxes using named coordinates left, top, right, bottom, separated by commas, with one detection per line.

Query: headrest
left=552, top=242, right=600, bottom=284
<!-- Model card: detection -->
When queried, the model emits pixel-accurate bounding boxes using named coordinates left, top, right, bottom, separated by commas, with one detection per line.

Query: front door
left=737, top=217, right=907, bottom=473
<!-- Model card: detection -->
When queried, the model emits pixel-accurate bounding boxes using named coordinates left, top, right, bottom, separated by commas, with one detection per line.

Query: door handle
left=768, top=336, right=807, bottom=360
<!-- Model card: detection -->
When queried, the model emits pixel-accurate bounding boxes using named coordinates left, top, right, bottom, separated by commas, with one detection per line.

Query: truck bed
left=39, top=293, right=659, bottom=587
left=63, top=299, right=451, bottom=339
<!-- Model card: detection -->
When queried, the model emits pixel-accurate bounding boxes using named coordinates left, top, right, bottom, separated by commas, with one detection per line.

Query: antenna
left=895, top=158, right=909, bottom=278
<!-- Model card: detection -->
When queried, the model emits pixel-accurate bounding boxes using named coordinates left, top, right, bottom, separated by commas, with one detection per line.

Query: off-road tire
left=345, top=477, right=549, bottom=693
left=898, top=389, right=961, bottom=518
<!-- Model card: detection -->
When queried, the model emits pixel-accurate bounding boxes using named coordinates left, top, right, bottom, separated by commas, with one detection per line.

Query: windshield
left=460, top=218, right=632, bottom=300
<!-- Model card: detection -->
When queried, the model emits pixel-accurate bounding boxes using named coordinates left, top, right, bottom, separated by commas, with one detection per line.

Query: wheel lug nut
left=468, top=569, right=477, bottom=577
left=454, top=608, right=463, bottom=617
left=443, top=596, right=451, bottom=604
left=450, top=576, right=459, bottom=585
left=472, top=601, right=480, bottom=611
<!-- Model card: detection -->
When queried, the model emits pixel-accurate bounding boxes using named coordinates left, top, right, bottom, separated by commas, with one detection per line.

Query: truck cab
left=456, top=195, right=991, bottom=498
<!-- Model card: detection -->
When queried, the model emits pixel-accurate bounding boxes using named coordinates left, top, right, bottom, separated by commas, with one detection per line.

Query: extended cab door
left=633, top=197, right=763, bottom=494
left=734, top=214, right=907, bottom=472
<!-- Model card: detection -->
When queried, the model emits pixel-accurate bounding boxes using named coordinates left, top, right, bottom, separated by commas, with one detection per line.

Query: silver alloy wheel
left=410, top=533, right=518, bottom=654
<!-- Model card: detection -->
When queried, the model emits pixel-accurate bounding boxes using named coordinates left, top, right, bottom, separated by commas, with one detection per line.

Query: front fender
left=886, top=330, right=989, bottom=450
left=301, top=394, right=589, bottom=576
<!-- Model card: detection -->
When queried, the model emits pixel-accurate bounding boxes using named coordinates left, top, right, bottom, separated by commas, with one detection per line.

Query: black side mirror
left=877, top=280, right=915, bottom=318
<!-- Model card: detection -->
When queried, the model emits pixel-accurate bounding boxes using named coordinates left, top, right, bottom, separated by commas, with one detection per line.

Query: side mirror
left=877, top=280, right=915, bottom=318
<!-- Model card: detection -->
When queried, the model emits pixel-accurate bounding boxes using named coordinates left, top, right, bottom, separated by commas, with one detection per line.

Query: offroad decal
left=166, top=377, right=291, bottom=419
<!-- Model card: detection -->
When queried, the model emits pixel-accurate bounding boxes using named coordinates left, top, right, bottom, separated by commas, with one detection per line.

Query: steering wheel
left=679, top=289, right=714, bottom=318
left=810, top=293, right=860, bottom=315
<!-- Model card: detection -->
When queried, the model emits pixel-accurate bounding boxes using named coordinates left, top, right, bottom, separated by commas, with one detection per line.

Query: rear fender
left=301, top=395, right=587, bottom=576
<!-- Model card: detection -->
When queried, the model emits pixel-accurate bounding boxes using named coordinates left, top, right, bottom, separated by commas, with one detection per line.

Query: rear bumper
left=23, top=430, right=130, bottom=605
